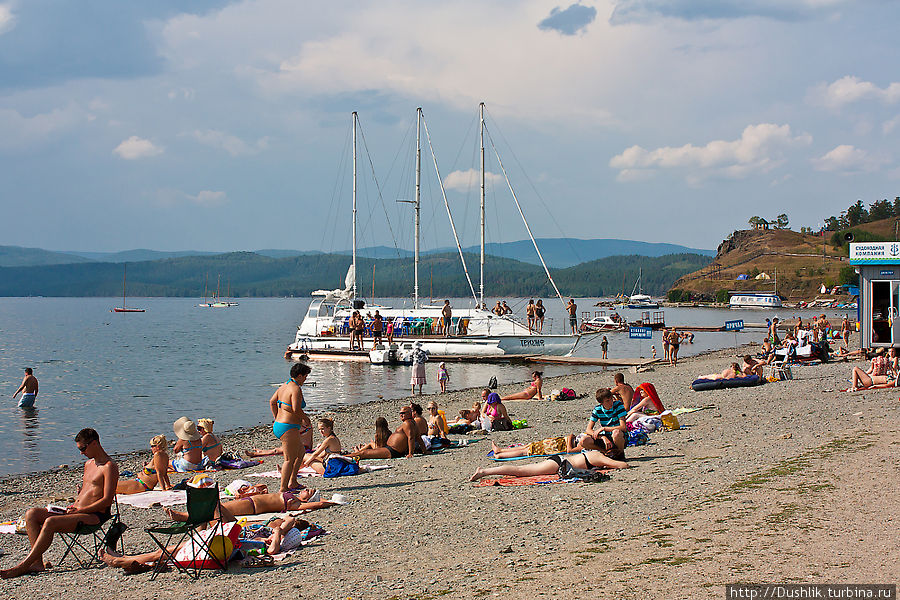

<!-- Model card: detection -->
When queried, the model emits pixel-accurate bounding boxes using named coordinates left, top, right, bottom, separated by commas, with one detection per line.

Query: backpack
left=488, top=376, right=498, bottom=389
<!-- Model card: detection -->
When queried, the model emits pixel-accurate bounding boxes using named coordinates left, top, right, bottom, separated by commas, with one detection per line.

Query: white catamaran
left=285, top=105, right=580, bottom=360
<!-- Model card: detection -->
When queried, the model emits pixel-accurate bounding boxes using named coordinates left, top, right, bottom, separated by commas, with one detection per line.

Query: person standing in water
left=13, top=367, right=38, bottom=408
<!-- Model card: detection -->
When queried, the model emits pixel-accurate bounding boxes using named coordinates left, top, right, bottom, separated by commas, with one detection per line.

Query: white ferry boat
left=729, top=292, right=783, bottom=309
left=285, top=106, right=580, bottom=360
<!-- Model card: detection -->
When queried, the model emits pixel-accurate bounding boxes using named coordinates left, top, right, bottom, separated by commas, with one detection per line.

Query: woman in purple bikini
left=270, top=362, right=313, bottom=492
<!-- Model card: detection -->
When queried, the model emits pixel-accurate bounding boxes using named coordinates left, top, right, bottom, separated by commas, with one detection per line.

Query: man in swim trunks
left=566, top=298, right=577, bottom=334
left=271, top=362, right=313, bottom=492
left=2, top=428, right=118, bottom=579
left=442, top=300, right=453, bottom=337
left=610, top=372, right=635, bottom=409
left=346, top=406, right=423, bottom=459
left=13, top=367, right=38, bottom=408
left=585, top=388, right=627, bottom=460
left=371, top=310, right=383, bottom=349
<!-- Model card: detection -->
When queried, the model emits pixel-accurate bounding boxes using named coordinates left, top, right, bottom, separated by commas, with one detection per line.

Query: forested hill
left=0, top=251, right=711, bottom=298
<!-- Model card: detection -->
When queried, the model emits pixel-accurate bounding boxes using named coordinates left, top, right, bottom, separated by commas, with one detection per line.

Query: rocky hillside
left=669, top=228, right=849, bottom=300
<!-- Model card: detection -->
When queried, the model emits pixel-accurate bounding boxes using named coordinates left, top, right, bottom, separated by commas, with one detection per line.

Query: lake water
left=0, top=296, right=847, bottom=476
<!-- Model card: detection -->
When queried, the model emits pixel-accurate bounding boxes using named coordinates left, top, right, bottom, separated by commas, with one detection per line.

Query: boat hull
left=112, top=308, right=145, bottom=313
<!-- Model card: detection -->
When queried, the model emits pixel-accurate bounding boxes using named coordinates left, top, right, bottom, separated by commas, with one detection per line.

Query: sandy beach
left=1, top=343, right=898, bottom=599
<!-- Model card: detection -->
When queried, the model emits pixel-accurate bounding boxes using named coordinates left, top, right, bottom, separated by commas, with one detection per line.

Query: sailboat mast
left=479, top=102, right=485, bottom=308
left=352, top=111, right=358, bottom=301
left=123, top=264, right=127, bottom=308
left=414, top=107, right=422, bottom=309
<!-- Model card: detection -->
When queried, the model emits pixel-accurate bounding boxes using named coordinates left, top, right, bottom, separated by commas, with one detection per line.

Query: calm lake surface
left=0, top=296, right=847, bottom=476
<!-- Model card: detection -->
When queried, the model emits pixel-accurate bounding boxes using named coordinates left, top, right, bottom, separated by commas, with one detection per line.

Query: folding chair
left=768, top=354, right=793, bottom=381
left=145, top=485, right=227, bottom=579
left=58, top=499, right=127, bottom=569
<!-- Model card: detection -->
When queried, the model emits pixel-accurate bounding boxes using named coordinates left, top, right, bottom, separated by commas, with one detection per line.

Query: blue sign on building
left=629, top=327, right=652, bottom=339
left=725, top=319, right=744, bottom=331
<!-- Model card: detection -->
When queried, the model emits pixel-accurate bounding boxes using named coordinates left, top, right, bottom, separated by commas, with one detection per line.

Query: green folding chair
left=145, top=485, right=226, bottom=579
left=58, top=499, right=127, bottom=569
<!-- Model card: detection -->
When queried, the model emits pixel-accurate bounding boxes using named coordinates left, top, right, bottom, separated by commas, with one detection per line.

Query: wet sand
left=0, top=342, right=897, bottom=598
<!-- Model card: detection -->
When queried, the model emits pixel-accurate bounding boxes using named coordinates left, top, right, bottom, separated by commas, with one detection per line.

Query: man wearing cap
left=171, top=417, right=204, bottom=472
left=13, top=367, right=38, bottom=408
left=2, top=428, right=118, bottom=579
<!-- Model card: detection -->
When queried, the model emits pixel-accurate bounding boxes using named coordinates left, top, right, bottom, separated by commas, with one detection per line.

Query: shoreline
left=1, top=340, right=896, bottom=598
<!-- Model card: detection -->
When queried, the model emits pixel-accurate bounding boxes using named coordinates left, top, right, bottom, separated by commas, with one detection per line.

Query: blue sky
left=1, top=0, right=899, bottom=253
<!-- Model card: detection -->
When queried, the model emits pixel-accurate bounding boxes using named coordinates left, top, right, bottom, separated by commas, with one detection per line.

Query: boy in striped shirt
left=586, top=388, right=627, bottom=460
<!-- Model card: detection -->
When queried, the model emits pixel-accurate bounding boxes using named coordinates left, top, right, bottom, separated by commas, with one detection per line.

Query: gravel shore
left=1, top=341, right=898, bottom=599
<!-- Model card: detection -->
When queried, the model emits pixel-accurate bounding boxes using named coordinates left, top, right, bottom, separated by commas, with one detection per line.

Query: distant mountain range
left=1, top=237, right=711, bottom=269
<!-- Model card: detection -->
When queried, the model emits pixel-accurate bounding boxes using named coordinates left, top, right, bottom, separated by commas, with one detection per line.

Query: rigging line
left=484, top=123, right=566, bottom=311
left=357, top=119, right=403, bottom=259
left=318, top=120, right=354, bottom=255
left=482, top=105, right=583, bottom=266
left=420, top=112, right=478, bottom=304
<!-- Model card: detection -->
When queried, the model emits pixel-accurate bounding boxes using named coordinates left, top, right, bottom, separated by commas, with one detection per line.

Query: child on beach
left=651, top=345, right=657, bottom=359
left=438, top=362, right=449, bottom=393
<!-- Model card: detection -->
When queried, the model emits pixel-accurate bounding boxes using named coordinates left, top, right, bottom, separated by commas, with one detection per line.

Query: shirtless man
left=610, top=372, right=635, bottom=410
left=492, top=301, right=504, bottom=316
left=442, top=300, right=453, bottom=337
left=2, top=428, right=118, bottom=579
left=346, top=406, right=422, bottom=459
left=741, top=354, right=765, bottom=377
left=13, top=367, right=39, bottom=408
left=566, top=298, right=578, bottom=334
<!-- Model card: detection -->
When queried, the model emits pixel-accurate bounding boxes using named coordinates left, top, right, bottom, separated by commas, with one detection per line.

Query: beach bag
left=323, top=456, right=360, bottom=478
left=660, top=410, right=680, bottom=431
left=174, top=521, right=241, bottom=570
left=488, top=376, right=498, bottom=389
left=559, top=388, right=576, bottom=400
left=492, top=417, right=514, bottom=431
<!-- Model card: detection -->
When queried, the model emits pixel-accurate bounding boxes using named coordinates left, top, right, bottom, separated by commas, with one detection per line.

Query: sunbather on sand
left=502, top=371, right=543, bottom=401
left=625, top=382, right=664, bottom=423
left=470, top=450, right=628, bottom=481
left=345, top=407, right=423, bottom=459
left=197, top=418, right=223, bottom=466
left=741, top=355, right=766, bottom=378
left=163, top=488, right=336, bottom=522
left=300, top=418, right=342, bottom=474
left=450, top=401, right=481, bottom=426
left=848, top=347, right=892, bottom=390
left=117, top=435, right=172, bottom=494
left=489, top=434, right=600, bottom=459
left=99, top=515, right=316, bottom=573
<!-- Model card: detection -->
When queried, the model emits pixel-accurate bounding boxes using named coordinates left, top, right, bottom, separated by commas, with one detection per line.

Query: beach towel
left=116, top=490, right=188, bottom=508
left=670, top=406, right=714, bottom=416
left=323, top=456, right=359, bottom=478
left=0, top=521, right=17, bottom=534
left=248, top=467, right=320, bottom=478
left=217, top=457, right=262, bottom=470
left=473, top=474, right=569, bottom=487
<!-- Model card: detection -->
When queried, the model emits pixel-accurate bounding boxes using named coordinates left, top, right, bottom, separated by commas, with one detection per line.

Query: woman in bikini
left=482, top=391, right=513, bottom=431
left=163, top=488, right=335, bottom=523
left=117, top=435, right=172, bottom=494
left=197, top=418, right=222, bottom=467
left=270, top=362, right=313, bottom=492
left=300, top=418, right=342, bottom=474
left=470, top=449, right=628, bottom=481
left=171, top=417, right=204, bottom=472
left=501, top=371, right=543, bottom=401
left=352, top=417, right=392, bottom=453
left=849, top=347, right=893, bottom=390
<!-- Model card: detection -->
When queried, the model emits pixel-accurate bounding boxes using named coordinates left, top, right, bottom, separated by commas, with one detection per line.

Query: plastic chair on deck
left=145, top=485, right=227, bottom=580
left=58, top=499, right=127, bottom=569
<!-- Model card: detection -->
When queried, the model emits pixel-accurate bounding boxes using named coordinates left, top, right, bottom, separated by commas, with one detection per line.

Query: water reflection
left=20, top=406, right=40, bottom=458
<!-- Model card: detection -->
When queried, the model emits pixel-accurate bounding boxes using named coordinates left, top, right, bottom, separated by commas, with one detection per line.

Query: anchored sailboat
left=285, top=106, right=580, bottom=360
left=111, top=264, right=145, bottom=313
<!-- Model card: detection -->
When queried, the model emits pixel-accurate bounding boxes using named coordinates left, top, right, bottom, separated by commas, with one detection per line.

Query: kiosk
left=849, top=241, right=900, bottom=348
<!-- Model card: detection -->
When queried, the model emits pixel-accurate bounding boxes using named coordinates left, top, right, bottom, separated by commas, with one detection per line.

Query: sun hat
left=173, top=417, right=202, bottom=441
left=486, top=392, right=501, bottom=405
left=225, top=479, right=252, bottom=496
left=187, top=474, right=215, bottom=488
left=329, top=493, right=349, bottom=505
left=308, top=489, right=321, bottom=502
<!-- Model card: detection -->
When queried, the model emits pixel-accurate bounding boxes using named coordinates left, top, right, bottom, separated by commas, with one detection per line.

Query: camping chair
left=58, top=499, right=127, bottom=569
left=145, top=485, right=227, bottom=580
left=767, top=354, right=793, bottom=381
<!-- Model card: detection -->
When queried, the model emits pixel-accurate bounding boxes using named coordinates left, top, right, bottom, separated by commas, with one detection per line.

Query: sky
left=1, top=0, right=899, bottom=254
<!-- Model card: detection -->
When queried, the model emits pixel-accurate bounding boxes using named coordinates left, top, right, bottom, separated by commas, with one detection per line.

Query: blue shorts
left=18, top=393, right=36, bottom=408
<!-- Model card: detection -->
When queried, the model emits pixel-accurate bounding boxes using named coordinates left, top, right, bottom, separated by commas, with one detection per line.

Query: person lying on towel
left=164, top=488, right=337, bottom=523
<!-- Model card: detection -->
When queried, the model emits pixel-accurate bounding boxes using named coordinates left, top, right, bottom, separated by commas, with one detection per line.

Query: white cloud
left=442, top=168, right=503, bottom=192
left=0, top=105, right=86, bottom=152
left=0, top=4, right=14, bottom=35
left=113, top=136, right=164, bottom=159
left=813, top=75, right=900, bottom=109
left=883, top=115, right=900, bottom=135
left=609, top=123, right=811, bottom=182
left=187, top=190, right=227, bottom=205
left=189, top=129, right=269, bottom=157
left=811, top=144, right=887, bottom=173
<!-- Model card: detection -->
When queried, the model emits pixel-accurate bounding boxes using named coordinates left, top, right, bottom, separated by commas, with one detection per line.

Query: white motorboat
left=580, top=311, right=627, bottom=333
left=729, top=292, right=783, bottom=309
left=626, top=268, right=660, bottom=309
left=285, top=107, right=580, bottom=360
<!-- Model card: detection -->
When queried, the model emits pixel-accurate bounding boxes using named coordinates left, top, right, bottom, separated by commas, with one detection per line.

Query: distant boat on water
left=199, top=274, right=237, bottom=307
left=111, top=264, right=145, bottom=313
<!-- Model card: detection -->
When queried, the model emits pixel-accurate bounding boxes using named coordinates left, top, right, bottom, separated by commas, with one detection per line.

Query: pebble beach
left=1, top=343, right=898, bottom=599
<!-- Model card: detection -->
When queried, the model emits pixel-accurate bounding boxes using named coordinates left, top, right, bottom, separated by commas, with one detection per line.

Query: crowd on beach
left=4, top=309, right=885, bottom=580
